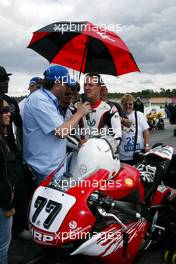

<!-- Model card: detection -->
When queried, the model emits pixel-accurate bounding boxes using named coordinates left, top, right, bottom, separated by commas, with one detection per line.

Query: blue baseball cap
left=43, top=65, right=76, bottom=86
left=29, top=76, right=42, bottom=86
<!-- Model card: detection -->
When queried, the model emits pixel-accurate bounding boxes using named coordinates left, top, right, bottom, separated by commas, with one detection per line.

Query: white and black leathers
left=82, top=99, right=122, bottom=140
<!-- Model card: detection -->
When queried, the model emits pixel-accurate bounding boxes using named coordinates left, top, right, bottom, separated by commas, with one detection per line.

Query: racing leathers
left=65, top=99, right=122, bottom=155
left=82, top=99, right=122, bottom=153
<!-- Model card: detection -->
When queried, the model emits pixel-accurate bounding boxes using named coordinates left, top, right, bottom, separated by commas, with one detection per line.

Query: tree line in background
left=109, top=88, right=176, bottom=99
left=12, top=88, right=176, bottom=103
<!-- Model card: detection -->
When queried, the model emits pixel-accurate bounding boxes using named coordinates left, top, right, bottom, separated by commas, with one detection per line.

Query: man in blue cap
left=19, top=76, right=42, bottom=120
left=28, top=76, right=42, bottom=92
left=23, top=65, right=91, bottom=184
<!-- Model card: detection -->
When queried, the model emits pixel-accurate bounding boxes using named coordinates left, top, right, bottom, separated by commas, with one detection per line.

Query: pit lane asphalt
left=9, top=119, right=176, bottom=264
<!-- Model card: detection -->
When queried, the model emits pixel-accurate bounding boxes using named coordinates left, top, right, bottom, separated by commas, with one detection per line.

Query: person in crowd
left=0, top=66, right=31, bottom=240
left=169, top=103, right=176, bottom=125
left=0, top=96, right=16, bottom=264
left=146, top=108, right=158, bottom=131
left=134, top=96, right=144, bottom=113
left=81, top=73, right=122, bottom=150
left=67, top=74, right=122, bottom=176
left=0, top=66, right=22, bottom=152
left=164, top=103, right=170, bottom=119
left=72, top=81, right=80, bottom=104
left=19, top=77, right=42, bottom=120
left=119, top=94, right=150, bottom=165
left=59, top=84, right=74, bottom=117
left=23, top=65, right=91, bottom=184
left=59, top=81, right=87, bottom=155
left=100, top=83, right=132, bottom=128
left=58, top=83, right=81, bottom=154
left=59, top=81, right=82, bottom=119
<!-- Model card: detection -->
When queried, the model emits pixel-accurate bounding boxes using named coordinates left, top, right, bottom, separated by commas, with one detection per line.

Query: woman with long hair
left=0, top=96, right=16, bottom=264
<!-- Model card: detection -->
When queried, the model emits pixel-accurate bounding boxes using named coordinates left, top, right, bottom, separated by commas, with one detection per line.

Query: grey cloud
left=140, top=79, right=154, bottom=84
left=117, top=5, right=176, bottom=74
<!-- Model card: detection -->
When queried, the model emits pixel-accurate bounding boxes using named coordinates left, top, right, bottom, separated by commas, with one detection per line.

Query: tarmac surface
left=9, top=119, right=176, bottom=264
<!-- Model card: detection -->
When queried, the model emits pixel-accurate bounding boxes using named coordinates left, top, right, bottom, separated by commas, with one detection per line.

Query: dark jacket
left=134, top=99, right=144, bottom=113
left=0, top=140, right=16, bottom=210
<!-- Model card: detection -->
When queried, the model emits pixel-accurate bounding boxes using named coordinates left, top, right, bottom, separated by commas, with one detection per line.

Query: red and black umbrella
left=28, top=21, right=140, bottom=76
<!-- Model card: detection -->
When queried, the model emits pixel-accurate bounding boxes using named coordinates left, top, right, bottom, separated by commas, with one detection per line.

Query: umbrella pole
left=79, top=36, right=89, bottom=80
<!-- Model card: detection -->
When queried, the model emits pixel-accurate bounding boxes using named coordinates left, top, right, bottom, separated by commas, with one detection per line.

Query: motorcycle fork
left=143, top=204, right=167, bottom=251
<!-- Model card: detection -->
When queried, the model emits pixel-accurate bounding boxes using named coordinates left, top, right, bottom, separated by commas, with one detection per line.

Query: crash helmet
left=73, top=138, right=120, bottom=179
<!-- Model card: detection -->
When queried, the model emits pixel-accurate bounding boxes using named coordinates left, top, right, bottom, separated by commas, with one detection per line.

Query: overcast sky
left=0, top=0, right=176, bottom=95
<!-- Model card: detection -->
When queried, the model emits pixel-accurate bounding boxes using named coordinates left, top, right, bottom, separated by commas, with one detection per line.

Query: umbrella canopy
left=28, top=21, right=140, bottom=76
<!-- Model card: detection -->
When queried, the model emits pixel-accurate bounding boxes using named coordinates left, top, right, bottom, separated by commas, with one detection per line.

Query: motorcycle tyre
left=163, top=250, right=171, bottom=262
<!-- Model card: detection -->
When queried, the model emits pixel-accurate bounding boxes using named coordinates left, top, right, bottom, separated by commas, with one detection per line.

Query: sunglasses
left=123, top=103, right=133, bottom=106
left=2, top=106, right=10, bottom=113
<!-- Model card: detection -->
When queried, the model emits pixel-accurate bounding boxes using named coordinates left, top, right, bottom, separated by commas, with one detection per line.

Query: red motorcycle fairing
left=29, top=169, right=110, bottom=246
left=71, top=220, right=148, bottom=264
left=151, top=184, right=171, bottom=206
left=101, top=163, right=145, bottom=202
left=29, top=166, right=145, bottom=247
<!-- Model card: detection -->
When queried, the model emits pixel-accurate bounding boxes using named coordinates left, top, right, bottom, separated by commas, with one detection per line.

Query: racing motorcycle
left=28, top=138, right=176, bottom=264
left=146, top=111, right=164, bottom=131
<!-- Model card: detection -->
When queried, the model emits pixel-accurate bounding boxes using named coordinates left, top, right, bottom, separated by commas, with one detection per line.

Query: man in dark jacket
left=134, top=97, right=144, bottom=113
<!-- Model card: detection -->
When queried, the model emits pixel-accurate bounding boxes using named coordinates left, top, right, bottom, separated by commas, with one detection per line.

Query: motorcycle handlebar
left=112, top=201, right=141, bottom=219
left=100, top=198, right=141, bottom=219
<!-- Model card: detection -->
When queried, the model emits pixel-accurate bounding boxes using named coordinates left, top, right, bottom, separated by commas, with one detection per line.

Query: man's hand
left=4, top=208, right=16, bottom=217
left=79, top=138, right=87, bottom=146
left=54, top=102, right=92, bottom=138
left=77, top=102, right=92, bottom=117
left=144, top=144, right=151, bottom=153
